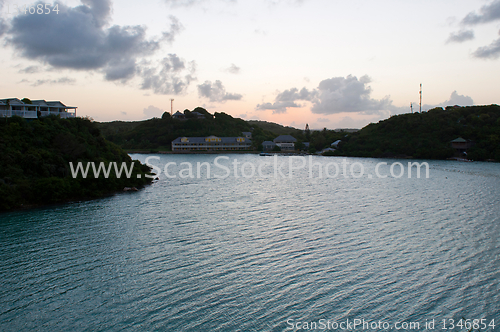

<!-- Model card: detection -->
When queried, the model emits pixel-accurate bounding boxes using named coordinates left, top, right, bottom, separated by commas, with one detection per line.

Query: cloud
left=33, top=77, right=76, bottom=86
left=197, top=80, right=242, bottom=102
left=163, top=0, right=204, bottom=7
left=256, top=87, right=316, bottom=114
left=19, top=65, right=41, bottom=74
left=446, top=30, right=474, bottom=43
left=225, top=63, right=240, bottom=74
left=256, top=101, right=301, bottom=114
left=0, top=0, right=7, bottom=37
left=120, top=111, right=127, bottom=115
left=257, top=76, right=393, bottom=115
left=317, top=117, right=330, bottom=122
left=140, top=54, right=197, bottom=94
left=143, top=105, right=164, bottom=118
left=239, top=113, right=247, bottom=118
left=311, top=75, right=392, bottom=115
left=439, top=91, right=474, bottom=106
left=161, top=16, right=184, bottom=43
left=7, top=0, right=160, bottom=81
left=461, top=0, right=500, bottom=25
left=455, top=1, right=500, bottom=59
left=163, top=0, right=236, bottom=7
left=472, top=34, right=500, bottom=59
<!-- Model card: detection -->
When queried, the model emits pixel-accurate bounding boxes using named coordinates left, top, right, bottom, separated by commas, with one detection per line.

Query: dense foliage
left=98, top=108, right=277, bottom=151
left=98, top=108, right=347, bottom=152
left=0, top=116, right=153, bottom=211
left=337, top=105, right=500, bottom=160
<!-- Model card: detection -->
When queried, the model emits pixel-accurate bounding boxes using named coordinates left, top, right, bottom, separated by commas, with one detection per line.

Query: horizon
left=1, top=0, right=499, bottom=129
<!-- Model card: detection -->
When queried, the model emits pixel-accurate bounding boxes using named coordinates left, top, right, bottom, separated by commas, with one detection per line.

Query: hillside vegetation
left=0, top=116, right=153, bottom=211
left=98, top=108, right=346, bottom=152
left=98, top=108, right=277, bottom=150
left=337, top=105, right=500, bottom=160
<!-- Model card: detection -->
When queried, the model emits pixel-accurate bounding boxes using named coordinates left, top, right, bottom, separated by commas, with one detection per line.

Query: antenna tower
left=419, top=84, right=422, bottom=113
left=170, top=99, right=174, bottom=115
left=410, top=103, right=413, bottom=113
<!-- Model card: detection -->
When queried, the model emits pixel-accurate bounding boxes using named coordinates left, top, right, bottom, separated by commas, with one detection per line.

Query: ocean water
left=1, top=155, right=499, bottom=331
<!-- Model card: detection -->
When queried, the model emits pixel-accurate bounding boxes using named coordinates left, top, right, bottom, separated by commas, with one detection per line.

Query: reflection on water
left=1, top=155, right=499, bottom=331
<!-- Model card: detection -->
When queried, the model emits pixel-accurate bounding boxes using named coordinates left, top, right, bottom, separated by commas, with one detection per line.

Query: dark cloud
left=140, top=54, right=196, bottom=95
left=7, top=0, right=160, bottom=81
left=256, top=87, right=316, bottom=114
left=446, top=30, right=474, bottom=43
left=225, top=63, right=240, bottom=74
left=453, top=1, right=500, bottom=59
left=30, top=77, right=77, bottom=86
left=197, top=80, right=242, bottom=102
left=473, top=35, right=500, bottom=59
left=462, top=0, right=500, bottom=25
left=143, top=105, right=164, bottom=118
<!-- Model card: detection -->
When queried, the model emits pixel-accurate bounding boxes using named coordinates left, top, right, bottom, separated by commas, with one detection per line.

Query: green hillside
left=98, top=108, right=277, bottom=151
left=246, top=120, right=302, bottom=136
left=337, top=105, right=500, bottom=160
left=0, top=116, right=153, bottom=211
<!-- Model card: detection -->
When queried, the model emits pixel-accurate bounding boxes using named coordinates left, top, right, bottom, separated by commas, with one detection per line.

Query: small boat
left=259, top=152, right=272, bottom=156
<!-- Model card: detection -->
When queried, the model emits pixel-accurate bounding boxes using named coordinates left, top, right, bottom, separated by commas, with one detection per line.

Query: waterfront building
left=273, top=135, right=297, bottom=151
left=172, top=135, right=252, bottom=152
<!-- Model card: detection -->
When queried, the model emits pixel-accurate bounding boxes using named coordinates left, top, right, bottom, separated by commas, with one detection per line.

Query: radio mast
left=170, top=99, right=174, bottom=115
left=419, top=84, right=422, bottom=113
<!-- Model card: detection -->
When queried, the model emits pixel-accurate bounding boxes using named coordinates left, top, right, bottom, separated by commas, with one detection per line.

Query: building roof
left=273, top=135, right=297, bottom=143
left=242, top=132, right=252, bottom=136
left=450, top=137, right=467, bottom=143
left=173, top=111, right=184, bottom=116
left=191, top=111, right=205, bottom=117
left=331, top=139, right=342, bottom=147
left=0, top=98, right=24, bottom=105
left=262, top=141, right=276, bottom=145
left=172, top=136, right=251, bottom=143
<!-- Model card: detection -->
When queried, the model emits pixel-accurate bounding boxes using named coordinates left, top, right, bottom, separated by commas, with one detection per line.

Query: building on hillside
left=191, top=111, right=206, bottom=119
left=172, top=135, right=252, bottom=152
left=262, top=141, right=276, bottom=151
left=331, top=140, right=341, bottom=148
left=172, top=111, right=185, bottom=119
left=242, top=132, right=252, bottom=139
left=0, top=98, right=77, bottom=119
left=273, top=135, right=297, bottom=151
left=450, top=137, right=474, bottom=154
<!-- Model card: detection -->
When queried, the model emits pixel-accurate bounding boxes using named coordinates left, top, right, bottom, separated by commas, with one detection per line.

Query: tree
left=161, top=112, right=171, bottom=120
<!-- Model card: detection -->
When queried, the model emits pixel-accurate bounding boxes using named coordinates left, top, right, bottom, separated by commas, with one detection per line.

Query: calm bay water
left=1, top=155, right=499, bottom=331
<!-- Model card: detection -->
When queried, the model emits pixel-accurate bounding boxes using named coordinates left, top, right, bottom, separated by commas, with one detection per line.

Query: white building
left=0, top=98, right=77, bottom=119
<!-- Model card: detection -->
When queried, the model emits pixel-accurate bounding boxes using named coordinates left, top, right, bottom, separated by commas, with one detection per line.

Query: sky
left=1, top=0, right=499, bottom=129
